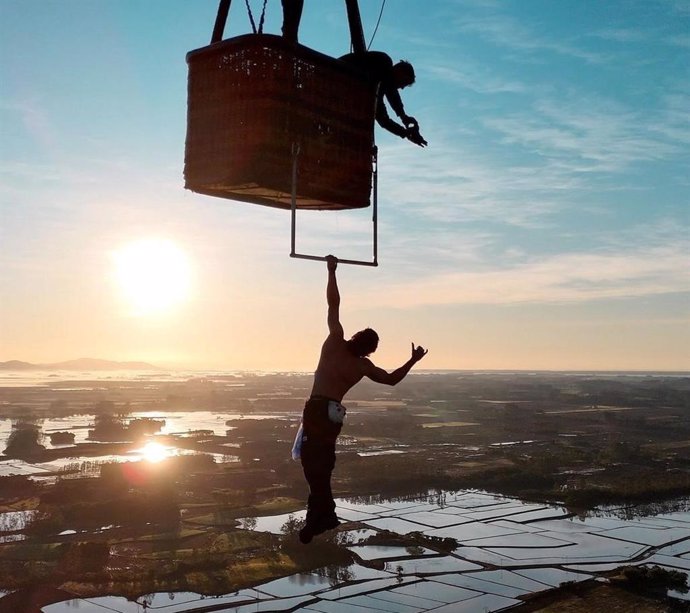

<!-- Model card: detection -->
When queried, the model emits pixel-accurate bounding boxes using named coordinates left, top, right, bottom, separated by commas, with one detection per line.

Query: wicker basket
left=185, top=34, right=376, bottom=210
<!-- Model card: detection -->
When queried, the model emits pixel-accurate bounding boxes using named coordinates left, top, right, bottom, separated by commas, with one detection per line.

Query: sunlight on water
left=133, top=441, right=171, bottom=463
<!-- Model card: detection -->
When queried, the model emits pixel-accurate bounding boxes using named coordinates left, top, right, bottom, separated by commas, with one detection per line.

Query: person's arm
left=380, top=86, right=427, bottom=146
left=363, top=343, right=428, bottom=386
left=375, top=89, right=408, bottom=138
left=326, top=256, right=344, bottom=339
left=384, top=85, right=406, bottom=122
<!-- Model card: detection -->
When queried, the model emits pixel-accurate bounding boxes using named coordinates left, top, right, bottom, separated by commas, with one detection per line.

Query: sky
left=1, top=0, right=689, bottom=372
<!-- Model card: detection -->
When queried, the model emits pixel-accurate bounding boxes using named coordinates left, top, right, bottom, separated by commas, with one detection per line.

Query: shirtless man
left=296, top=256, right=428, bottom=544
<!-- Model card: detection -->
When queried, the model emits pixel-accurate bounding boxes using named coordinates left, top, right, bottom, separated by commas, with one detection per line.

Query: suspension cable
left=244, top=0, right=268, bottom=35
left=367, top=0, right=387, bottom=50
left=244, top=0, right=258, bottom=33
left=257, top=0, right=268, bottom=34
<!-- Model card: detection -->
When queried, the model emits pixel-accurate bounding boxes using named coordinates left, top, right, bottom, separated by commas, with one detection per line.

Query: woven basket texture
left=185, top=34, right=376, bottom=210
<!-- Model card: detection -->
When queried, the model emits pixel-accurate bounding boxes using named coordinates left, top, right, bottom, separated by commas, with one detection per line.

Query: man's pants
left=301, top=441, right=336, bottom=529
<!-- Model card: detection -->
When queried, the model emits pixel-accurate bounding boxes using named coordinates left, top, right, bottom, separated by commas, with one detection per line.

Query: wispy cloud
left=593, top=28, right=650, bottom=43
left=664, top=0, right=690, bottom=15
left=378, top=137, right=587, bottom=228
left=592, top=25, right=690, bottom=50
left=427, top=64, right=528, bottom=94
left=0, top=98, right=58, bottom=154
left=652, top=89, right=690, bottom=144
left=0, top=161, right=66, bottom=183
left=452, top=13, right=610, bottom=64
left=361, top=226, right=690, bottom=308
left=483, top=95, right=683, bottom=172
left=667, top=33, right=690, bottom=47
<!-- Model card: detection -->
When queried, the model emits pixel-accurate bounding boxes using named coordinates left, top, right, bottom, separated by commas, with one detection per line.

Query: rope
left=244, top=0, right=257, bottom=33
left=258, top=0, right=268, bottom=34
left=244, top=0, right=269, bottom=34
left=367, top=0, right=387, bottom=50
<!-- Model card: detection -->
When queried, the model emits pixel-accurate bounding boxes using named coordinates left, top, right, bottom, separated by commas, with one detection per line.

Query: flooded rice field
left=37, top=490, right=690, bottom=612
left=1, top=370, right=689, bottom=611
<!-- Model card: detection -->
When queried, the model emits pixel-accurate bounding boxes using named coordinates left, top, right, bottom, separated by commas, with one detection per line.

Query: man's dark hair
left=347, top=328, right=379, bottom=357
left=397, top=60, right=416, bottom=85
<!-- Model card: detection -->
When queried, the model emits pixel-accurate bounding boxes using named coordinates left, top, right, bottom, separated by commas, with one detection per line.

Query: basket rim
left=186, top=33, right=371, bottom=81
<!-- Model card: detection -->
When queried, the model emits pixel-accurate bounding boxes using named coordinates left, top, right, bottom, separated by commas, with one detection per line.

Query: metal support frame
left=290, top=144, right=378, bottom=267
left=344, top=0, right=367, bottom=54
left=211, top=0, right=365, bottom=49
left=209, top=0, right=377, bottom=266
left=211, top=0, right=232, bottom=43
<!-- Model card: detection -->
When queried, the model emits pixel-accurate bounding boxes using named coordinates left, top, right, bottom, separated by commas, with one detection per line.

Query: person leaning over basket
left=339, top=50, right=428, bottom=147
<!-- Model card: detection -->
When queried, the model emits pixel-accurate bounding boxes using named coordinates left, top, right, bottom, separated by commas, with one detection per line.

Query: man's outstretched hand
left=406, top=126, right=428, bottom=148
left=403, top=115, right=419, bottom=130
left=326, top=255, right=338, bottom=272
left=411, top=343, right=428, bottom=363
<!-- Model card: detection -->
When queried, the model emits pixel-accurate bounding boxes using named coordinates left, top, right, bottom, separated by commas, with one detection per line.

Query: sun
left=113, top=238, right=192, bottom=316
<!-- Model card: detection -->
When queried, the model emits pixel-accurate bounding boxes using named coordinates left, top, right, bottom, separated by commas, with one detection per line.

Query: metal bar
left=291, top=253, right=378, bottom=267
left=289, top=139, right=378, bottom=267
left=290, top=142, right=299, bottom=256
left=211, top=0, right=232, bottom=44
left=344, top=0, right=367, bottom=54
left=372, top=145, right=378, bottom=266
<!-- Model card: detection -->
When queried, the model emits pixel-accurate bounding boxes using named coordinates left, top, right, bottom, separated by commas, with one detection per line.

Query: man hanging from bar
left=293, top=256, right=428, bottom=544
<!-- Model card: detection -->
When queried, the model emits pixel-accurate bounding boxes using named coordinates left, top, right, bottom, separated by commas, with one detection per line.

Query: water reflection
left=131, top=441, right=173, bottom=463
left=14, top=488, right=690, bottom=611
left=315, top=565, right=355, bottom=587
left=0, top=408, right=284, bottom=479
left=593, top=497, right=690, bottom=520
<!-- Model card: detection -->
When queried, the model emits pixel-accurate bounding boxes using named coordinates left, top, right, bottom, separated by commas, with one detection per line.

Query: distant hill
left=0, top=358, right=159, bottom=371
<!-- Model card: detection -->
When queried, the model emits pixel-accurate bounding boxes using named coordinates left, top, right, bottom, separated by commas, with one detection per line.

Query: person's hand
left=403, top=115, right=419, bottom=130
left=326, top=255, right=338, bottom=272
left=406, top=127, right=428, bottom=148
left=411, top=342, right=428, bottom=362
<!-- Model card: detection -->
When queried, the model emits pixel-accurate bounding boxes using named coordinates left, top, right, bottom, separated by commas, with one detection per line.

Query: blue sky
left=1, top=0, right=688, bottom=370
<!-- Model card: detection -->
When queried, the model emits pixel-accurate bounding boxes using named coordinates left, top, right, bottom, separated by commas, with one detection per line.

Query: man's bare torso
left=310, top=334, right=367, bottom=402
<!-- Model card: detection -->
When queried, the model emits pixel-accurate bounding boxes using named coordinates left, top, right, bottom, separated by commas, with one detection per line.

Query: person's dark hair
left=347, top=328, right=379, bottom=357
left=397, top=60, right=416, bottom=86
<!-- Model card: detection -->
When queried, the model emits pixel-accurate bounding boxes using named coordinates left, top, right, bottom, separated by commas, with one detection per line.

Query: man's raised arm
left=364, top=343, right=428, bottom=386
left=326, top=256, right=343, bottom=338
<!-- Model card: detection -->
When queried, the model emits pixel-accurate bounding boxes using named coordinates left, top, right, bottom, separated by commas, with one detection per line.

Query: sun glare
left=113, top=239, right=191, bottom=316
left=138, top=441, right=171, bottom=463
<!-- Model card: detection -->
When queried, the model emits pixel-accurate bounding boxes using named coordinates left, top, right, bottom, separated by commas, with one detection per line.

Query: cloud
left=482, top=95, right=683, bottom=172
left=360, top=228, right=690, bottom=308
left=664, top=0, right=690, bottom=15
left=651, top=89, right=690, bottom=144
left=0, top=161, right=65, bottom=183
left=592, top=28, right=650, bottom=43
left=427, top=65, right=528, bottom=94
left=667, top=33, right=690, bottom=47
left=0, top=98, right=59, bottom=155
left=377, top=137, right=587, bottom=229
left=451, top=13, right=610, bottom=64
left=590, top=26, right=690, bottom=50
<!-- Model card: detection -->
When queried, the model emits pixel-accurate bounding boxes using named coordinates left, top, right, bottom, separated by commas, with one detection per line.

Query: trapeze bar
left=289, top=144, right=378, bottom=267
left=290, top=253, right=378, bottom=267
